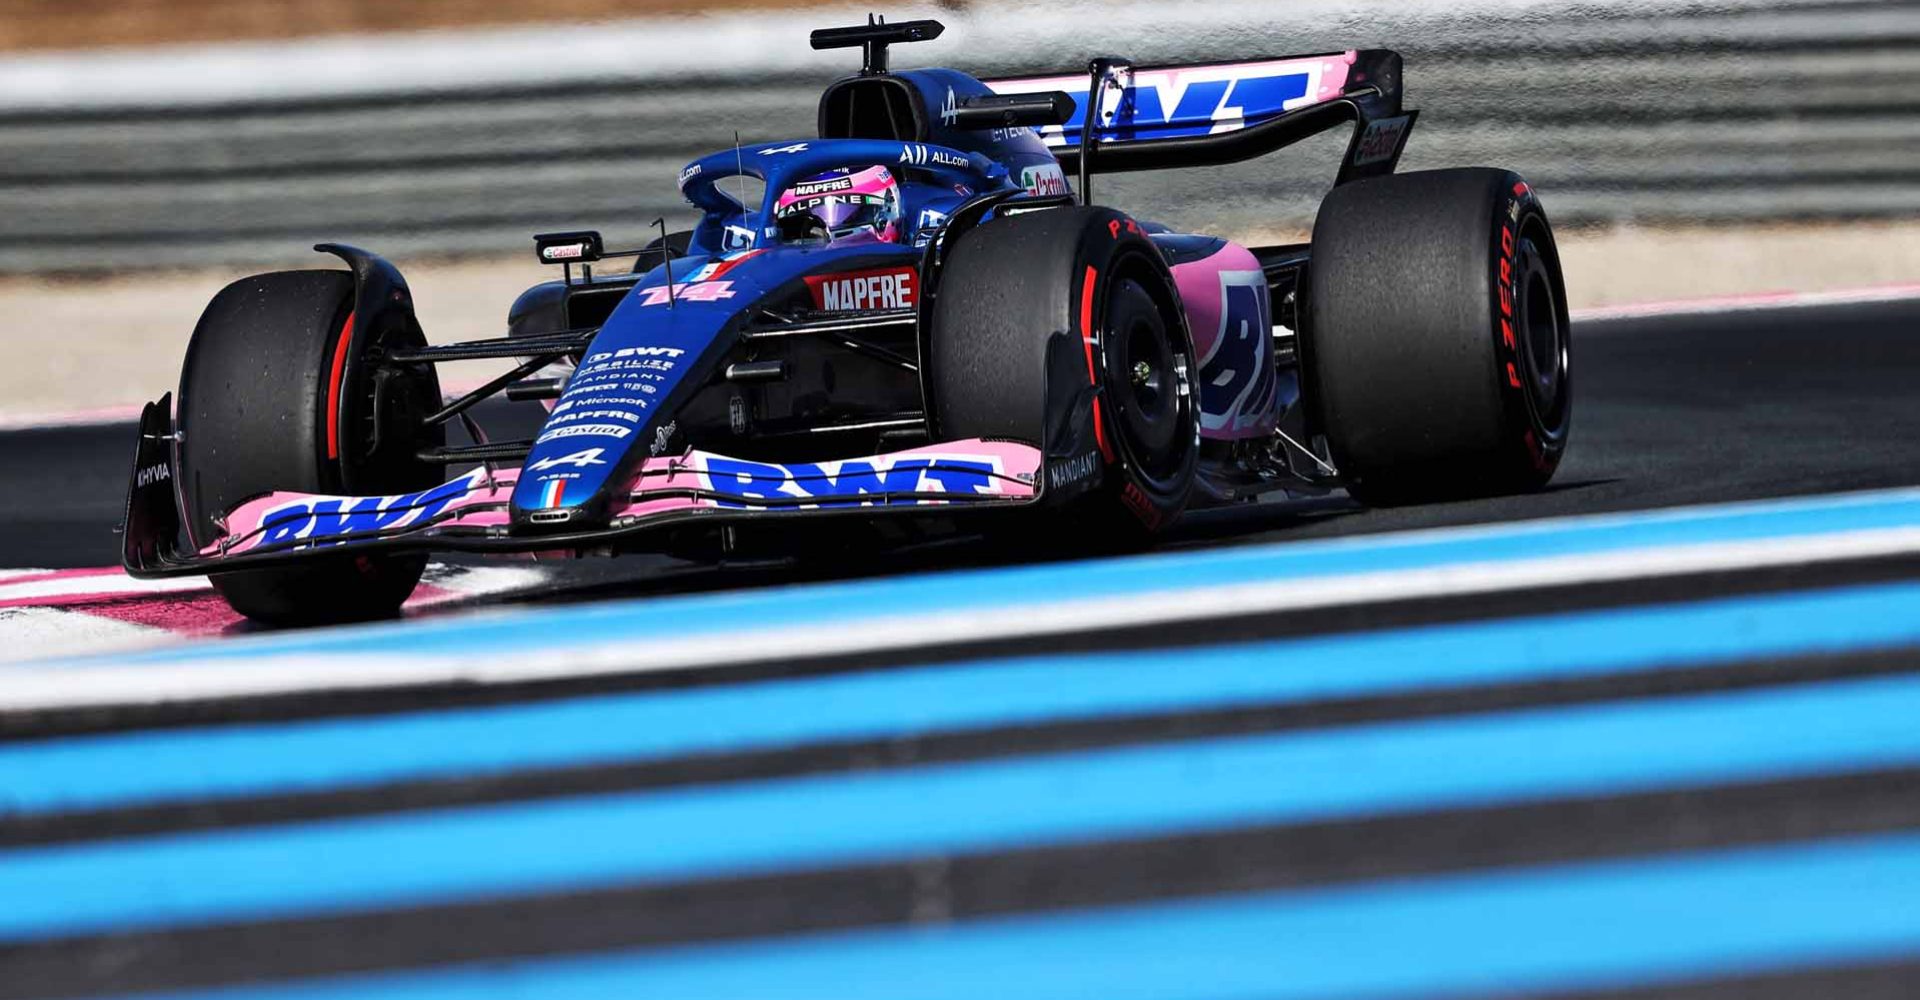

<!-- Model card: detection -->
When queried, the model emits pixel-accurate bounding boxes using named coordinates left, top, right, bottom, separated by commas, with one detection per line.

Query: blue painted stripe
left=75, top=486, right=1920, bottom=666
left=8, top=672, right=1920, bottom=941
left=8, top=580, right=1920, bottom=816
left=120, top=831, right=1920, bottom=1000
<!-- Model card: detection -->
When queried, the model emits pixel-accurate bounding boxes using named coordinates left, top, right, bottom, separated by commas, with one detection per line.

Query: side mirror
left=533, top=230, right=604, bottom=265
left=949, top=92, right=1076, bottom=130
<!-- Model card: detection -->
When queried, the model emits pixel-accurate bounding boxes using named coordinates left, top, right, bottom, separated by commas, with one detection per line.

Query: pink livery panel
left=1166, top=239, right=1281, bottom=440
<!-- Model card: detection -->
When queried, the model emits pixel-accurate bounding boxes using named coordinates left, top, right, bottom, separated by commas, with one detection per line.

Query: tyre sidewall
left=1489, top=179, right=1571, bottom=484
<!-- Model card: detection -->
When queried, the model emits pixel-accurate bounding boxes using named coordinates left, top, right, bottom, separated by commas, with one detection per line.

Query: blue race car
left=122, top=17, right=1571, bottom=624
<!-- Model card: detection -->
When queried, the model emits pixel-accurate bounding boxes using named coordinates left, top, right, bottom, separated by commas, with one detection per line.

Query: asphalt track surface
left=3, top=297, right=1920, bottom=998
left=11, top=297, right=1920, bottom=571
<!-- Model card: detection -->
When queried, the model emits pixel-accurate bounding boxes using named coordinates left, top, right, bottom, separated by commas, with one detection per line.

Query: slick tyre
left=1304, top=168, right=1570, bottom=504
left=930, top=206, right=1198, bottom=544
left=176, top=270, right=444, bottom=625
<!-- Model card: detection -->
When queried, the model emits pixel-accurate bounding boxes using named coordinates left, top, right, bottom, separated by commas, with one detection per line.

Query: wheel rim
left=1103, top=275, right=1194, bottom=486
left=1117, top=309, right=1178, bottom=454
left=1514, top=230, right=1570, bottom=434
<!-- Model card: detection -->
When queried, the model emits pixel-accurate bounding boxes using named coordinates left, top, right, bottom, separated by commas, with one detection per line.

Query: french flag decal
left=539, top=480, right=566, bottom=508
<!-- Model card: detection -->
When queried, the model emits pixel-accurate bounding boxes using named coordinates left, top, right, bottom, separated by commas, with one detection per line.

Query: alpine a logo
left=804, top=267, right=918, bottom=312
left=527, top=448, right=608, bottom=472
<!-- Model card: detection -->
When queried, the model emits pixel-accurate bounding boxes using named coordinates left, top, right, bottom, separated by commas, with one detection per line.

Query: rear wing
left=984, top=49, right=1414, bottom=186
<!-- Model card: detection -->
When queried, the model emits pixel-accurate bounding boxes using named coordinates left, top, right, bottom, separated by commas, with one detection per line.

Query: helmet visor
left=787, top=193, right=887, bottom=238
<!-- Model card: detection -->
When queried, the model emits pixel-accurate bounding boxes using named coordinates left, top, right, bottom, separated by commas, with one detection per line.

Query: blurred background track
left=2, top=0, right=1917, bottom=272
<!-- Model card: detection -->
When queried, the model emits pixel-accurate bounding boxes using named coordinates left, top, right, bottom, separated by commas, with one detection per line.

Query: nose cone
left=508, top=258, right=769, bottom=529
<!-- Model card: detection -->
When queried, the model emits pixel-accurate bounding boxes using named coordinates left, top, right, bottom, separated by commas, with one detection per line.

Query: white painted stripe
left=3, top=524, right=1918, bottom=712
left=0, top=564, right=527, bottom=610
left=413, top=564, right=549, bottom=602
left=0, top=573, right=208, bottom=604
left=1573, top=284, right=1920, bottom=323
left=0, top=406, right=146, bottom=434
left=0, top=608, right=174, bottom=665
left=0, top=564, right=545, bottom=667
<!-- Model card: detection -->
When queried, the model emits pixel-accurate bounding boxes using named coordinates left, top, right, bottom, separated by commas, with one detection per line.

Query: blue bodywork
left=510, top=54, right=1321, bottom=525
left=511, top=134, right=1024, bottom=523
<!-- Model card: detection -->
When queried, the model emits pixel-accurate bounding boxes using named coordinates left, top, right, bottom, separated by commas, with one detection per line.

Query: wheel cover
left=1513, top=228, right=1570, bottom=436
left=1103, top=275, right=1195, bottom=488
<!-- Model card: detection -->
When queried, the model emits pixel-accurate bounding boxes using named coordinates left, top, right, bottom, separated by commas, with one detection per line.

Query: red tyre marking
left=1080, top=265, right=1115, bottom=462
left=1121, top=481, right=1164, bottom=531
left=325, top=310, right=356, bottom=461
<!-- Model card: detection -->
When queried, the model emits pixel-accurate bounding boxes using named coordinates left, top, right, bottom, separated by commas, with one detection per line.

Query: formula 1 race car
left=122, top=17, right=1571, bottom=624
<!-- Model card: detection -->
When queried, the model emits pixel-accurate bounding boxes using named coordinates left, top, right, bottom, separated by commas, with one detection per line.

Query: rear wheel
left=177, top=270, right=444, bottom=625
left=930, top=206, right=1198, bottom=544
left=1303, top=167, right=1570, bottom=504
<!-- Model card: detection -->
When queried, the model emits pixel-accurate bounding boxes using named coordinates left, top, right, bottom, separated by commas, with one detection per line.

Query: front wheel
left=929, top=205, right=1199, bottom=543
left=1303, top=167, right=1571, bottom=505
left=177, top=269, right=443, bottom=625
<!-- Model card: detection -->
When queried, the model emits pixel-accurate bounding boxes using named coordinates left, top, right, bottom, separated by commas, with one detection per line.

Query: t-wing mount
left=810, top=15, right=945, bottom=76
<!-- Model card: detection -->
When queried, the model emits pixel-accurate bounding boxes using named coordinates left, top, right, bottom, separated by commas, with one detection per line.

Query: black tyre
left=1304, top=167, right=1570, bottom=504
left=930, top=206, right=1198, bottom=539
left=177, top=270, right=444, bottom=625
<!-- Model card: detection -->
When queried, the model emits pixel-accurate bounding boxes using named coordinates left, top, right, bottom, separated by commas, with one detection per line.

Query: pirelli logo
left=804, top=266, right=919, bottom=312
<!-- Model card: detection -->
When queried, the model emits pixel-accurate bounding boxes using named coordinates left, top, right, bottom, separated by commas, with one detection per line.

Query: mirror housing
left=533, top=230, right=604, bottom=265
left=949, top=92, right=1076, bottom=130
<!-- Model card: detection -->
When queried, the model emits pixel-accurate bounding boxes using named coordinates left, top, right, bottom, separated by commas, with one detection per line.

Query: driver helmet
left=773, top=165, right=902, bottom=245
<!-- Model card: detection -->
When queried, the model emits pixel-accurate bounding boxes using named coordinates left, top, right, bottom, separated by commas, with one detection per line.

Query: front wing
left=121, top=396, right=1044, bottom=578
